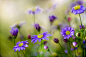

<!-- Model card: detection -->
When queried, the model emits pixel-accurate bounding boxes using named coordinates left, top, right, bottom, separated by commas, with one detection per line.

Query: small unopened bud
left=44, top=46, right=48, bottom=50
left=68, top=17, right=71, bottom=22
left=28, top=34, right=31, bottom=39
left=73, top=42, right=78, bottom=47
left=79, top=25, right=85, bottom=29
left=43, top=41, right=47, bottom=45
left=53, top=38, right=59, bottom=43
left=63, top=39, right=68, bottom=43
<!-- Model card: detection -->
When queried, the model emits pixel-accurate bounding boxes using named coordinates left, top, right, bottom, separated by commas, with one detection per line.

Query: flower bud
left=79, top=25, right=85, bottom=29
left=63, top=39, right=68, bottom=43
left=10, top=28, right=18, bottom=37
left=68, top=17, right=71, bottom=22
left=83, top=40, right=86, bottom=44
left=28, top=34, right=31, bottom=39
left=73, top=42, right=78, bottom=47
left=53, top=38, right=59, bottom=43
left=43, top=41, right=47, bottom=45
left=44, top=46, right=48, bottom=50
left=49, top=15, right=57, bottom=23
left=34, top=23, right=41, bottom=32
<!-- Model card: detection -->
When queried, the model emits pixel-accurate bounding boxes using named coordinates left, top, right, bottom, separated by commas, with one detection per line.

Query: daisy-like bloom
left=10, top=28, right=18, bottom=36
left=61, top=26, right=75, bottom=39
left=13, top=40, right=29, bottom=52
left=26, top=6, right=42, bottom=15
left=11, top=21, right=26, bottom=29
left=71, top=5, right=86, bottom=14
left=31, top=32, right=52, bottom=43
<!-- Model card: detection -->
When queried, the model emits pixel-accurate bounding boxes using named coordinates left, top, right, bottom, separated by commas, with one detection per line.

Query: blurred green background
left=0, top=0, right=86, bottom=57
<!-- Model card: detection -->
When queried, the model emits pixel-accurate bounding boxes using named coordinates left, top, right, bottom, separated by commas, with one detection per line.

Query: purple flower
left=49, top=15, right=57, bottom=23
left=13, top=40, right=29, bottom=52
left=76, top=0, right=83, bottom=5
left=61, top=26, right=75, bottom=39
left=31, top=32, right=52, bottom=43
left=44, top=46, right=48, bottom=50
left=79, top=25, right=85, bottom=29
left=10, top=28, right=18, bottom=36
left=34, top=23, right=41, bottom=32
left=71, top=5, right=86, bottom=14
left=26, top=6, right=42, bottom=15
left=73, top=42, right=78, bottom=47
left=43, top=41, right=47, bottom=45
left=53, top=38, right=59, bottom=43
left=64, top=50, right=68, bottom=54
left=83, top=40, right=86, bottom=44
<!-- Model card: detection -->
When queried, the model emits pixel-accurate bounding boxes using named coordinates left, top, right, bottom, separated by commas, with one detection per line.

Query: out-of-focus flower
left=64, top=50, right=68, bottom=54
left=71, top=5, right=85, bottom=14
left=83, top=40, right=86, bottom=44
left=53, top=38, right=59, bottom=43
left=79, top=25, right=85, bottom=29
left=73, top=36, right=76, bottom=40
left=73, top=42, right=78, bottom=47
left=61, top=26, right=75, bottom=39
left=11, top=21, right=26, bottom=29
left=13, top=40, right=29, bottom=52
left=34, top=23, right=41, bottom=32
left=63, top=39, right=68, bottom=43
left=26, top=6, right=43, bottom=15
left=10, top=28, right=18, bottom=36
left=46, top=3, right=57, bottom=13
left=28, top=34, right=31, bottom=39
left=44, top=46, right=48, bottom=50
left=43, top=41, right=47, bottom=45
left=76, top=32, right=81, bottom=37
left=31, top=32, right=52, bottom=43
left=71, top=46, right=78, bottom=51
left=49, top=15, right=57, bottom=23
left=52, top=52, right=58, bottom=57
left=68, top=17, right=71, bottom=22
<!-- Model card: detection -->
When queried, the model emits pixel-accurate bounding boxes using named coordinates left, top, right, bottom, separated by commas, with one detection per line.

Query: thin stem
left=79, top=14, right=82, bottom=27
left=17, top=51, right=19, bottom=57
left=68, top=21, right=71, bottom=27
left=14, top=38, right=15, bottom=46
left=48, top=50, right=52, bottom=56
left=59, top=43, right=64, bottom=50
left=34, top=14, right=35, bottom=24
left=23, top=50, right=26, bottom=57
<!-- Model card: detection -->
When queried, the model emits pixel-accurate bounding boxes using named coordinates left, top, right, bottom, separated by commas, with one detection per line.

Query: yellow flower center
left=19, top=43, right=23, bottom=47
left=31, top=8, right=36, bottom=11
left=74, top=5, right=80, bottom=10
left=37, top=35, right=43, bottom=38
left=66, top=31, right=70, bottom=35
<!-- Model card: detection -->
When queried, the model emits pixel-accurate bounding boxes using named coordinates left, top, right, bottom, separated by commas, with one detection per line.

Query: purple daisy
left=13, top=40, right=29, bottom=52
left=10, top=28, right=19, bottom=36
left=71, top=5, right=86, bottom=14
left=26, top=6, right=42, bottom=15
left=61, top=26, right=75, bottom=39
left=31, top=32, right=52, bottom=43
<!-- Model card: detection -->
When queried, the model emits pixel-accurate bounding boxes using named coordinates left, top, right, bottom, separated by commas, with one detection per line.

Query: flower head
left=68, top=17, right=71, bottom=22
left=49, top=15, right=57, bottom=23
left=44, top=46, right=48, bottom=50
left=13, top=40, right=29, bottom=52
left=28, top=34, right=31, bottom=39
left=61, top=26, right=75, bottom=39
left=10, top=28, right=18, bottom=36
left=79, top=25, right=85, bottom=29
left=34, top=23, right=41, bottom=32
left=53, top=38, right=59, bottom=43
left=73, top=42, right=78, bottom=47
left=71, top=5, right=86, bottom=14
left=11, top=21, right=26, bottom=29
left=26, top=6, right=42, bottom=15
left=31, top=32, right=52, bottom=43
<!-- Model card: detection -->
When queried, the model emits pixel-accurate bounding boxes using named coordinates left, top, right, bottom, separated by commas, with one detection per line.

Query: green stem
left=34, top=14, right=35, bottom=24
left=23, top=50, right=26, bottom=57
left=48, top=50, right=52, bottom=56
left=14, top=38, right=15, bottom=46
left=17, top=51, right=19, bottom=57
left=59, top=43, right=64, bottom=50
left=79, top=14, right=82, bottom=27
